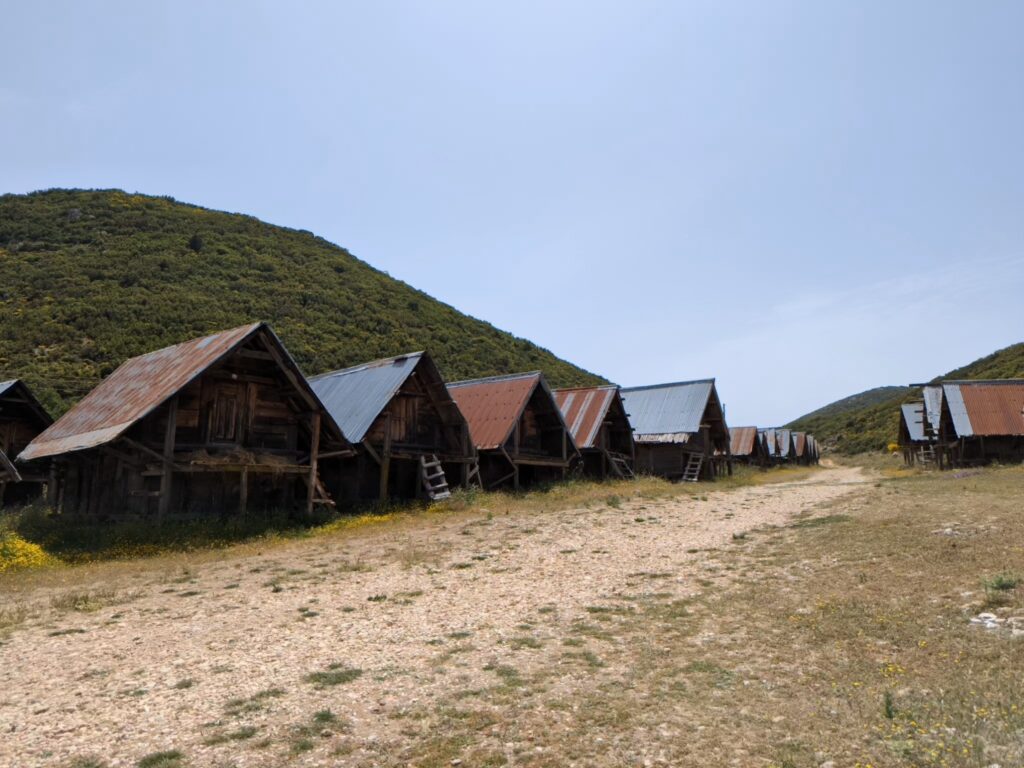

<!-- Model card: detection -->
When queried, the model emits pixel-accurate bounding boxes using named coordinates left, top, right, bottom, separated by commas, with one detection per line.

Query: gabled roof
left=310, top=352, right=461, bottom=443
left=0, top=379, right=53, bottom=431
left=922, top=385, right=944, bottom=437
left=20, top=323, right=348, bottom=462
left=901, top=403, right=927, bottom=443
left=620, top=379, right=720, bottom=440
left=448, top=371, right=573, bottom=451
left=792, top=431, right=807, bottom=456
left=729, top=426, right=759, bottom=457
left=759, top=428, right=777, bottom=457
left=941, top=379, right=1024, bottom=437
left=775, top=429, right=793, bottom=457
left=553, top=385, right=621, bottom=449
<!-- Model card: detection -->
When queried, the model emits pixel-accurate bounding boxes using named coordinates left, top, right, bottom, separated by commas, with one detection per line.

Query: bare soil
left=0, top=468, right=869, bottom=768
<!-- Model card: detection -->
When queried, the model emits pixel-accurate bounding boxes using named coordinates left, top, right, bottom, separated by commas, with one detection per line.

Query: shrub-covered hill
left=787, top=343, right=1024, bottom=454
left=0, top=189, right=605, bottom=416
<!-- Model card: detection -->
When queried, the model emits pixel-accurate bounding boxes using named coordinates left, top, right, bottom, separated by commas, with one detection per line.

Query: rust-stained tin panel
left=729, top=426, right=758, bottom=456
left=447, top=372, right=540, bottom=450
left=553, top=385, right=617, bottom=449
left=946, top=380, right=1024, bottom=437
left=793, top=432, right=807, bottom=456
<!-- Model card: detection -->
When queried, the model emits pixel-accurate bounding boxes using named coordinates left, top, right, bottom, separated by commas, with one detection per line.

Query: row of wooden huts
left=727, top=426, right=820, bottom=467
left=899, top=380, right=1024, bottom=468
left=0, top=323, right=759, bottom=518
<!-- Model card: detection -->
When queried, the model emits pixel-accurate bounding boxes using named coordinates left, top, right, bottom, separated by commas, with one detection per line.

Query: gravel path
left=0, top=466, right=869, bottom=768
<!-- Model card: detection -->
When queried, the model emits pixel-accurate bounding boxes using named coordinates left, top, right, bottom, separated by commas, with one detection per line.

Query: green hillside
left=0, top=189, right=604, bottom=416
left=788, top=343, right=1024, bottom=454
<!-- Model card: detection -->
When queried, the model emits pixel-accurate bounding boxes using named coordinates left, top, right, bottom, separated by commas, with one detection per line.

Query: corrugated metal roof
left=759, top=428, right=777, bottom=456
left=553, top=385, right=618, bottom=449
left=922, top=385, right=944, bottom=436
left=901, top=403, right=927, bottom=442
left=20, top=323, right=346, bottom=462
left=620, top=380, right=715, bottom=438
left=775, top=429, right=793, bottom=457
left=310, top=353, right=424, bottom=443
left=729, top=426, right=759, bottom=456
left=447, top=372, right=541, bottom=450
left=792, top=431, right=807, bottom=456
left=943, top=380, right=1024, bottom=437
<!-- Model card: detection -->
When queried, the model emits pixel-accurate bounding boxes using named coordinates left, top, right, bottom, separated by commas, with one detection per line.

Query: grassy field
left=2, top=462, right=1022, bottom=768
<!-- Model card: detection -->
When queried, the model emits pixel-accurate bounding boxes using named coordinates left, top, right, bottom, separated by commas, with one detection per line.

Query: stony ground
left=0, top=467, right=870, bottom=768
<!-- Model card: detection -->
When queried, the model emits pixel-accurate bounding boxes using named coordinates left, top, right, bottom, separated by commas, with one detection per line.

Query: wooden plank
left=158, top=396, right=178, bottom=521
left=307, top=411, right=321, bottom=515
left=239, top=467, right=248, bottom=516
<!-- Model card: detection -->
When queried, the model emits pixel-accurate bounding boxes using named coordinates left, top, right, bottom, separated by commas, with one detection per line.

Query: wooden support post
left=239, top=467, right=248, bottom=517
left=379, top=413, right=392, bottom=501
left=158, top=396, right=178, bottom=521
left=307, top=412, right=321, bottom=515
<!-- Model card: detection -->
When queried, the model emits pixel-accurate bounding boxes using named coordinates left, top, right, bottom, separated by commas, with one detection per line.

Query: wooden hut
left=18, top=323, right=353, bottom=519
left=792, top=431, right=811, bottom=465
left=310, top=352, right=476, bottom=502
left=774, top=429, right=795, bottom=462
left=759, top=429, right=778, bottom=464
left=0, top=380, right=53, bottom=506
left=447, top=372, right=577, bottom=490
left=553, top=385, right=635, bottom=479
left=729, top=426, right=767, bottom=466
left=620, top=379, right=730, bottom=482
left=898, top=403, right=935, bottom=466
left=927, top=380, right=1024, bottom=467
left=806, top=434, right=820, bottom=464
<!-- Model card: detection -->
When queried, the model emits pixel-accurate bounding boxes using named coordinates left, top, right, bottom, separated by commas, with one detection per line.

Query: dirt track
left=0, top=467, right=870, bottom=768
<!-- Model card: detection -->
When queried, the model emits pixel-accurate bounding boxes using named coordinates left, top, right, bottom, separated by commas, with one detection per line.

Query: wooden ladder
left=606, top=451, right=635, bottom=480
left=682, top=453, right=703, bottom=483
left=917, top=445, right=937, bottom=466
left=420, top=454, right=451, bottom=501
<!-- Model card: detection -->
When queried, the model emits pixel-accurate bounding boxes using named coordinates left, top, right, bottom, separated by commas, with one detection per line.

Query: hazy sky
left=3, top=1, right=1023, bottom=425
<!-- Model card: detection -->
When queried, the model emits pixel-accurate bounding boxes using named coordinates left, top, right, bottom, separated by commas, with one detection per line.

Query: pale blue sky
left=3, top=2, right=1023, bottom=425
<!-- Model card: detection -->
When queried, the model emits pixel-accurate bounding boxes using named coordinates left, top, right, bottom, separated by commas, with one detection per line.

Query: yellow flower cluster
left=0, top=531, right=59, bottom=574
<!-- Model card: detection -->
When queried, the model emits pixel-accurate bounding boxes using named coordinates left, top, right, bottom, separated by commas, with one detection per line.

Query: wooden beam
left=307, top=411, right=321, bottom=515
left=158, top=396, right=178, bottom=521
left=120, top=438, right=188, bottom=472
left=239, top=467, right=248, bottom=517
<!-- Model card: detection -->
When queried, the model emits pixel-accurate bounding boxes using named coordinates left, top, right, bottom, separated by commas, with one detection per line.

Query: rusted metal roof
left=792, top=431, right=807, bottom=456
left=447, top=371, right=576, bottom=452
left=20, top=323, right=347, bottom=462
left=729, top=426, right=759, bottom=456
left=901, top=403, right=927, bottom=443
left=759, top=429, right=777, bottom=457
left=943, top=380, right=1024, bottom=437
left=553, top=385, right=619, bottom=449
left=447, top=372, right=541, bottom=450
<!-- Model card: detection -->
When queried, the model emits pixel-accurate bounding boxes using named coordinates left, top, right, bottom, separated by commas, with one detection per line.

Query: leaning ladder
left=606, top=451, right=635, bottom=479
left=682, top=453, right=703, bottom=483
left=420, top=454, right=451, bottom=501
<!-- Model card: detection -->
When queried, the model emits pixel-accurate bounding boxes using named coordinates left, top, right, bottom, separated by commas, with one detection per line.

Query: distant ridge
left=0, top=189, right=605, bottom=416
left=787, top=343, right=1024, bottom=453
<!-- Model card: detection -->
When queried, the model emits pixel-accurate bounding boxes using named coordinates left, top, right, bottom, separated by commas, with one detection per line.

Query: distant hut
left=309, top=352, right=476, bottom=501
left=553, top=385, right=635, bottom=478
left=0, top=380, right=53, bottom=506
left=806, top=434, right=820, bottom=464
left=775, top=429, right=795, bottom=462
left=792, top=432, right=811, bottom=465
left=729, top=426, right=766, bottom=466
left=927, top=380, right=1024, bottom=467
left=19, top=323, right=353, bottom=519
left=447, top=372, right=577, bottom=490
left=898, top=403, right=934, bottom=466
left=759, top=428, right=779, bottom=464
left=620, top=379, right=730, bottom=482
